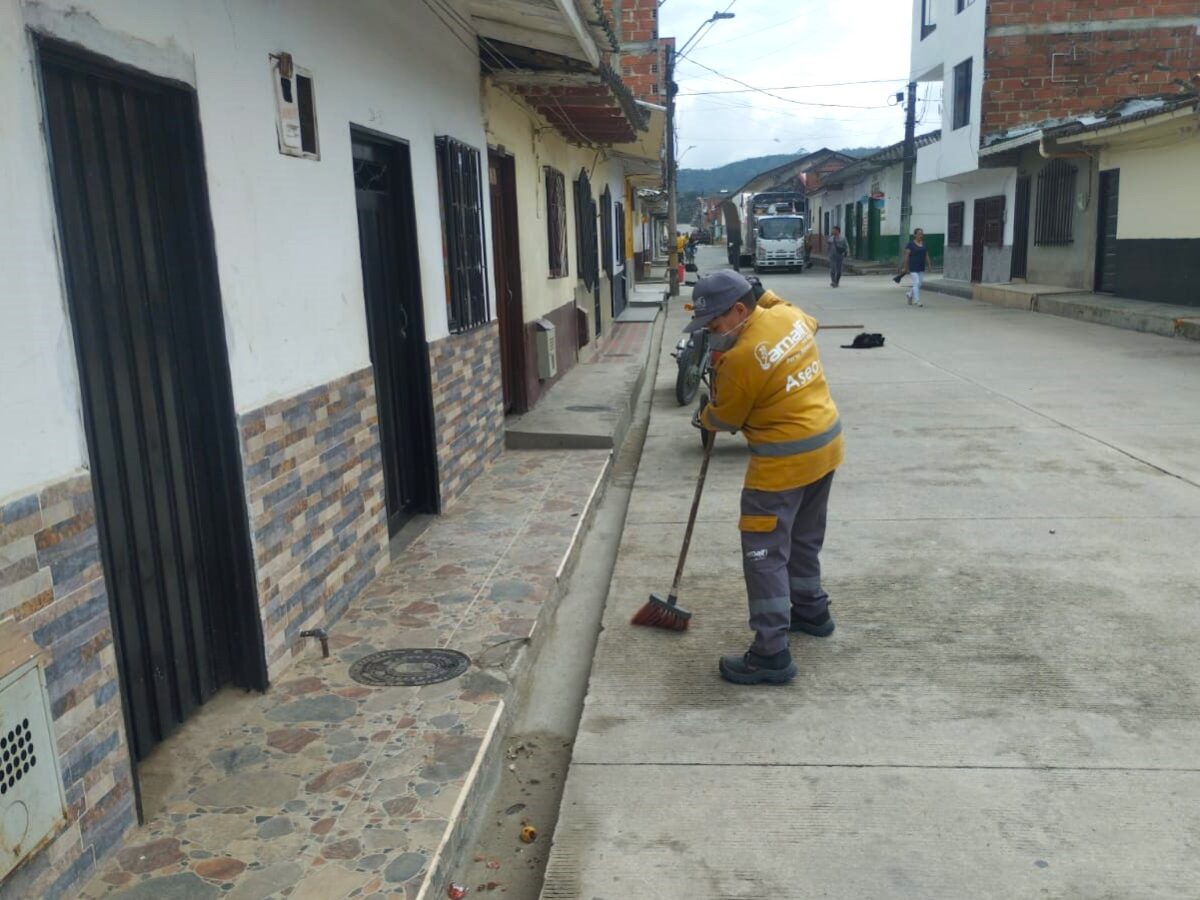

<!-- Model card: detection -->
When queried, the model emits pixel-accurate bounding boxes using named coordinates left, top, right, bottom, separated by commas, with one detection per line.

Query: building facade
left=808, top=133, right=948, bottom=266
left=0, top=0, right=664, bottom=896
left=911, top=0, right=1200, bottom=300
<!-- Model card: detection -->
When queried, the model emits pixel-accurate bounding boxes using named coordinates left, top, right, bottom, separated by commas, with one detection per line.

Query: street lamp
left=668, top=12, right=735, bottom=297
left=678, top=144, right=697, bottom=164
left=677, top=11, right=736, bottom=58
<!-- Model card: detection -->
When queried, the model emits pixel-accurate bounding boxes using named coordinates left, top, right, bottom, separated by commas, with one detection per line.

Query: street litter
left=520, top=824, right=538, bottom=843
left=840, top=332, right=886, bottom=349
left=447, top=884, right=468, bottom=899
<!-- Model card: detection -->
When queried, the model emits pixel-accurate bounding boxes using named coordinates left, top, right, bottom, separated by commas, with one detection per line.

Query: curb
left=416, top=310, right=665, bottom=899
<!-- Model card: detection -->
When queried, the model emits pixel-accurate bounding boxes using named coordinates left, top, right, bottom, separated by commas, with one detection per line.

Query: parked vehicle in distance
left=692, top=229, right=712, bottom=244
left=739, top=191, right=806, bottom=268
left=753, top=214, right=806, bottom=272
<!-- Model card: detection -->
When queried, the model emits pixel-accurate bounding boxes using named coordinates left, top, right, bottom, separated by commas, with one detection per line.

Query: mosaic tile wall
left=0, top=475, right=135, bottom=899
left=238, top=368, right=389, bottom=680
left=429, top=324, right=505, bottom=507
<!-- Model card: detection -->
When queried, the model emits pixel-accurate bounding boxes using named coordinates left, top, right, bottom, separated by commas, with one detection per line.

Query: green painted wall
left=873, top=233, right=944, bottom=266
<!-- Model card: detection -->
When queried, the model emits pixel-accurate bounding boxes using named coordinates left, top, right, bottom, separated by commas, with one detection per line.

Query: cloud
left=660, top=0, right=941, bottom=169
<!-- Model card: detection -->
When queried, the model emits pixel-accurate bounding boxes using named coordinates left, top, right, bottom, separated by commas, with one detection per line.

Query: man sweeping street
left=687, top=270, right=843, bottom=685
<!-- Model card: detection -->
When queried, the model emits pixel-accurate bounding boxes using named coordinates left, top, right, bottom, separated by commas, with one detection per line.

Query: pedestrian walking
left=828, top=226, right=848, bottom=287
left=902, top=228, right=928, bottom=306
left=687, top=270, right=843, bottom=686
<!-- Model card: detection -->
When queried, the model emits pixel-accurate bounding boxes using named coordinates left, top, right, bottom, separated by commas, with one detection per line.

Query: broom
left=631, top=428, right=713, bottom=631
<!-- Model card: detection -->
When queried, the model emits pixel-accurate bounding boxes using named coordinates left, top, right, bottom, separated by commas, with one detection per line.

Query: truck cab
left=753, top=214, right=806, bottom=272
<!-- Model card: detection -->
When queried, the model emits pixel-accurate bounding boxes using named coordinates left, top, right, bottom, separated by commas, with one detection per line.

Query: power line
left=677, top=57, right=893, bottom=109
left=679, top=77, right=909, bottom=96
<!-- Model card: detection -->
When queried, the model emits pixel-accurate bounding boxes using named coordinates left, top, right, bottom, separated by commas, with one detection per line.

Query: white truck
left=752, top=214, right=806, bottom=272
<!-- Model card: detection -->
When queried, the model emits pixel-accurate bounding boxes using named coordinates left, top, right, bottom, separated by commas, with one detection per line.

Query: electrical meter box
left=0, top=631, right=66, bottom=881
left=535, top=318, right=558, bottom=380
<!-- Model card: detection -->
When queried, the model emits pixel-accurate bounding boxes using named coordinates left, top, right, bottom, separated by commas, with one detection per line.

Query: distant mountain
left=679, top=147, right=883, bottom=196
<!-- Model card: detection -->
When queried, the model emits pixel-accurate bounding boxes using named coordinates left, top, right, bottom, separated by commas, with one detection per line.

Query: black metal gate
left=39, top=41, right=265, bottom=763
left=612, top=200, right=627, bottom=317
left=1012, top=176, right=1031, bottom=279
left=1095, top=169, right=1120, bottom=293
left=574, top=170, right=601, bottom=337
left=352, top=131, right=439, bottom=534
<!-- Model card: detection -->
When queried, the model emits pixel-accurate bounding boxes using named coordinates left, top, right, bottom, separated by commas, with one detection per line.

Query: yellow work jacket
left=700, top=303, right=843, bottom=492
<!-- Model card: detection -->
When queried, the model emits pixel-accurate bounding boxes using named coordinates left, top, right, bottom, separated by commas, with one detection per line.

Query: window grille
left=953, top=58, right=972, bottom=130
left=435, top=136, right=489, bottom=333
left=545, top=167, right=568, bottom=278
left=947, top=201, right=965, bottom=247
left=1034, top=159, right=1078, bottom=246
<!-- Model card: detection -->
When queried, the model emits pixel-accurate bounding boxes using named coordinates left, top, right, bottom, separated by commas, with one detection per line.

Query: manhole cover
left=565, top=404, right=612, bottom=412
left=349, top=649, right=470, bottom=687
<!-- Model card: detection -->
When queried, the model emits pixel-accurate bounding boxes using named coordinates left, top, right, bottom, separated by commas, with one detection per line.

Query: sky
left=658, top=0, right=943, bottom=170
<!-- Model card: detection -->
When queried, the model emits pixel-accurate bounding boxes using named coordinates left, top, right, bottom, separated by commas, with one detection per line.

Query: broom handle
left=669, top=434, right=714, bottom=602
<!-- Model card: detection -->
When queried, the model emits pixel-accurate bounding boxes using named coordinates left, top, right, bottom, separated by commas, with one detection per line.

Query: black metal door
left=613, top=201, right=627, bottom=317
left=352, top=131, right=439, bottom=534
left=574, top=171, right=601, bottom=338
left=971, top=199, right=986, bottom=282
left=39, top=43, right=265, bottom=763
left=1096, top=170, right=1120, bottom=292
left=489, top=151, right=526, bottom=413
left=1011, top=176, right=1030, bottom=279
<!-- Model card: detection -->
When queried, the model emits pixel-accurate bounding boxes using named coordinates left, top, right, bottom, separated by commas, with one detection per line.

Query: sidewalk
left=77, top=318, right=660, bottom=900
left=542, top=271, right=1200, bottom=897
left=924, top=278, right=1200, bottom=340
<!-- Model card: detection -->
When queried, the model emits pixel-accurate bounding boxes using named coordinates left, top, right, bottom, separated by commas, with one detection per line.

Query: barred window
left=947, top=201, right=965, bottom=247
left=1034, top=159, right=1078, bottom=246
left=435, top=136, right=489, bottom=333
left=545, top=167, right=568, bottom=278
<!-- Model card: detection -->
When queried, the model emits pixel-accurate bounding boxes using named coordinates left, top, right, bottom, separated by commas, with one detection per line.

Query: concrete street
left=541, top=245, right=1200, bottom=898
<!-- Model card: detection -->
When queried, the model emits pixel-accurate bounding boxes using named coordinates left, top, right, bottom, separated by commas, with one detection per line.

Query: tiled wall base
left=429, top=325, right=505, bottom=507
left=238, top=368, right=389, bottom=679
left=0, top=475, right=135, bottom=899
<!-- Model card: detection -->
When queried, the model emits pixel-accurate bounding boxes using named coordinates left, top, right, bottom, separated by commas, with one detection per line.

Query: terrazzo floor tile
left=79, top=449, right=610, bottom=899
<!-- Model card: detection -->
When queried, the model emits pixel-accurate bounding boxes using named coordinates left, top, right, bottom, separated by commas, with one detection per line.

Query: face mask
left=707, top=315, right=748, bottom=352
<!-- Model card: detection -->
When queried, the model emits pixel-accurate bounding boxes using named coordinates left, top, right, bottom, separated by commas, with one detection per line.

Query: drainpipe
left=1038, top=136, right=1091, bottom=160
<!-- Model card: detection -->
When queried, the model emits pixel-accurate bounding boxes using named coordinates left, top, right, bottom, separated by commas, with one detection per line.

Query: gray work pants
left=830, top=254, right=844, bottom=284
left=740, top=471, right=835, bottom=655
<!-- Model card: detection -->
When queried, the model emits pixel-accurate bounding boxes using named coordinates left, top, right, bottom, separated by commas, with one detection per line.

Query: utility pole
left=898, top=81, right=917, bottom=266
left=666, top=43, right=679, bottom=297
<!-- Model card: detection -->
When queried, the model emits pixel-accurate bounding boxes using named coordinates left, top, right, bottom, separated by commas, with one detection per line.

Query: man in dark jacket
left=828, top=226, right=849, bottom=287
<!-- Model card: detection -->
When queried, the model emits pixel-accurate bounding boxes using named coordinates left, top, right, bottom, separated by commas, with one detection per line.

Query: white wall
left=1, top=0, right=490, bottom=498
left=1102, top=138, right=1200, bottom=241
left=0, top=2, right=90, bottom=499
left=911, top=0, right=987, bottom=182
left=944, top=170, right=1017, bottom=246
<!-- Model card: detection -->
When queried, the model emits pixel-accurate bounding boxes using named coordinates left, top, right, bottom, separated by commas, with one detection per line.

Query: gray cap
left=683, top=269, right=753, bottom=333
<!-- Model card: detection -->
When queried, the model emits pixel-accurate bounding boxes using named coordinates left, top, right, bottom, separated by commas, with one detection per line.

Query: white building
left=910, top=0, right=1016, bottom=282
left=0, top=1, right=663, bottom=896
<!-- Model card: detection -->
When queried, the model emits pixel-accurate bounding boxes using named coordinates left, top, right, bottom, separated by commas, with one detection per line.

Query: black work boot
left=718, top=648, right=797, bottom=685
left=790, top=608, right=835, bottom=637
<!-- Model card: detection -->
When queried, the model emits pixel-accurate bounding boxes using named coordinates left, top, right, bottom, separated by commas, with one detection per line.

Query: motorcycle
left=671, top=328, right=710, bottom=406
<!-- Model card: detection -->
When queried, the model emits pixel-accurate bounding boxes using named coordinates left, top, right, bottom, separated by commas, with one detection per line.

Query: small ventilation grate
left=0, top=719, right=37, bottom=796
left=349, top=649, right=470, bottom=687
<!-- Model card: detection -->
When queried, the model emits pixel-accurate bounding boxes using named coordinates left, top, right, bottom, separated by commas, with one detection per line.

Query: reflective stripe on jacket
left=700, top=303, right=843, bottom=492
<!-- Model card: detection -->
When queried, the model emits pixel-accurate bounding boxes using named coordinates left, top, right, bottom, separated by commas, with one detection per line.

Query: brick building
left=910, top=0, right=1200, bottom=302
